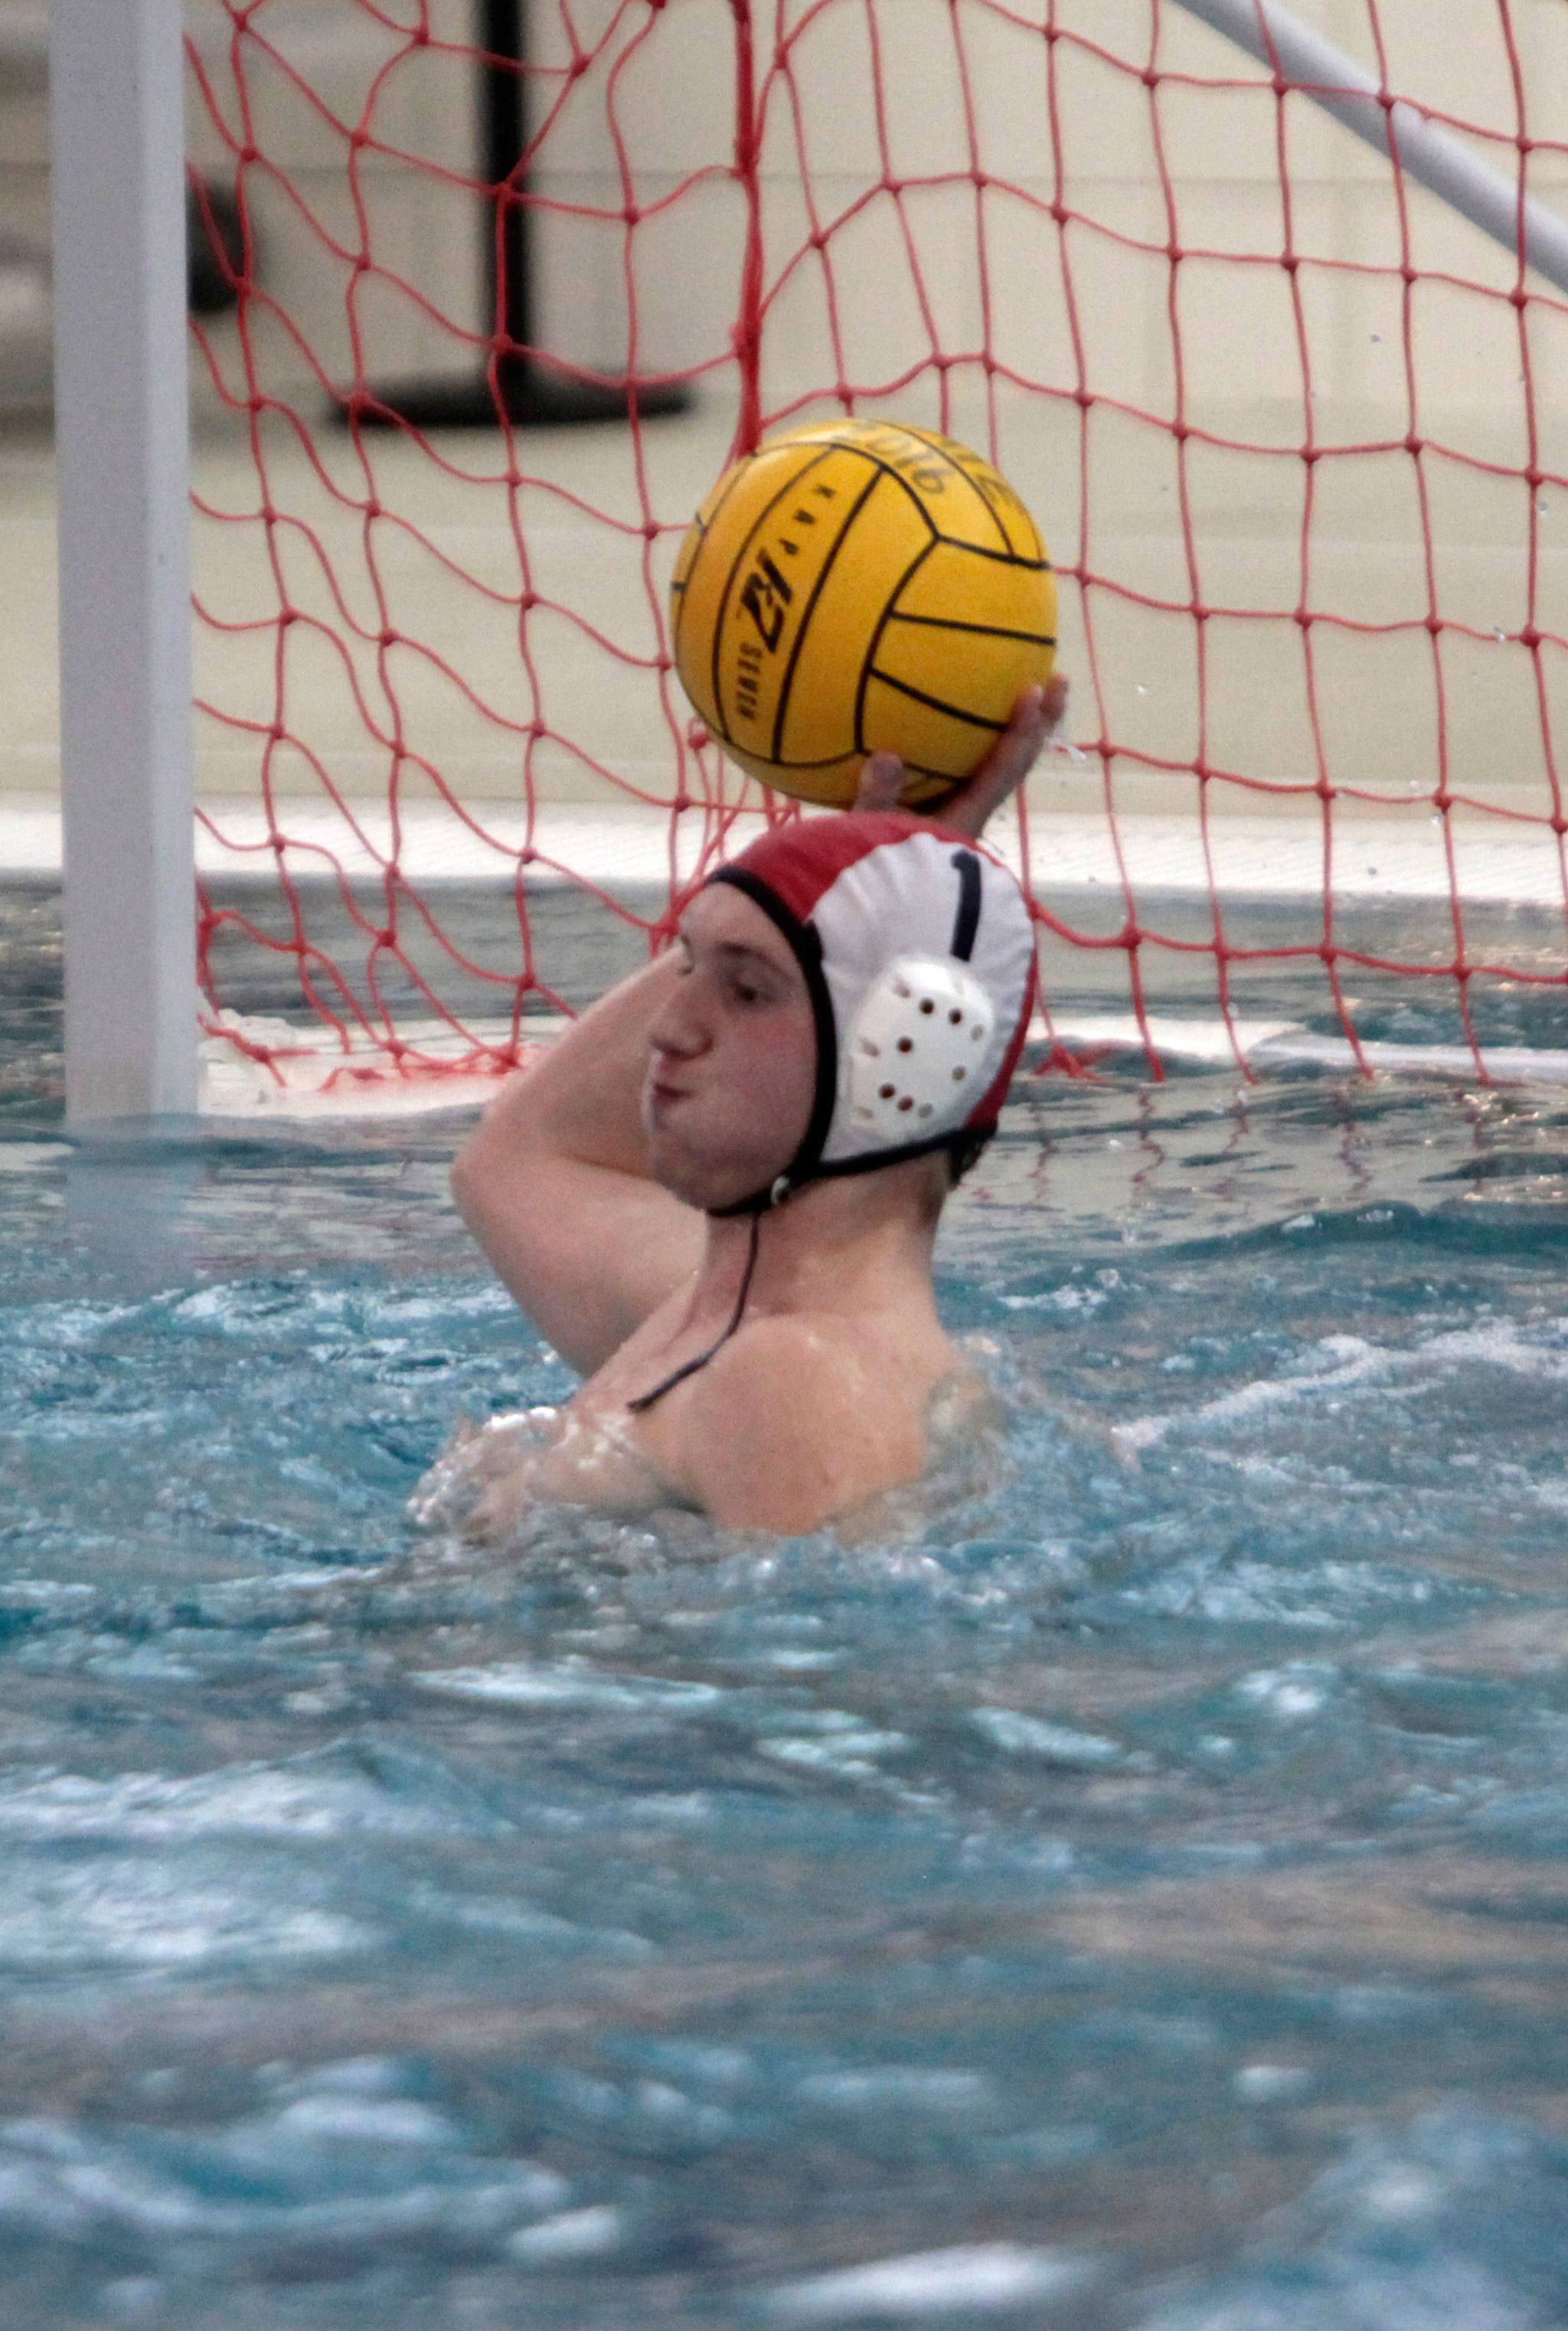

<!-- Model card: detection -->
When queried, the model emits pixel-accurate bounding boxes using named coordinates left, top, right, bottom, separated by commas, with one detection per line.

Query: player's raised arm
left=449, top=955, right=704, bottom=1377
left=457, top=423, right=1060, bottom=1411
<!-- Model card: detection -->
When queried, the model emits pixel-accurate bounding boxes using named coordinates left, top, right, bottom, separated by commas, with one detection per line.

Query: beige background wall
left=3, top=0, right=1566, bottom=817
left=169, top=0, right=1568, bottom=427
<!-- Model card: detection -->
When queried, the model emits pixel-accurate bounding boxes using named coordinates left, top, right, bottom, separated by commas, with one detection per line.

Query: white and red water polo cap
left=707, top=809, right=1038, bottom=1208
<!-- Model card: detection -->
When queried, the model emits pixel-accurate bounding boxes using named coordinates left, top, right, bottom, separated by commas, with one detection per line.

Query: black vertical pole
left=484, top=0, right=531, bottom=404
left=354, top=0, right=688, bottom=428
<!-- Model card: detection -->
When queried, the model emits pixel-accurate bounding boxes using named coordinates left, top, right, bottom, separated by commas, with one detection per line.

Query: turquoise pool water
left=5, top=887, right=1568, bottom=2329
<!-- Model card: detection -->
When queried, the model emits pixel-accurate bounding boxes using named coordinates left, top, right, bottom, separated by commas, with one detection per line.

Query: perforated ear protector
left=843, top=956, right=998, bottom=1146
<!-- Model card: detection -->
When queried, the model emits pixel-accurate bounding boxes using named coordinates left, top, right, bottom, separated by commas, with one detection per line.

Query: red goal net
left=184, top=0, right=1568, bottom=1102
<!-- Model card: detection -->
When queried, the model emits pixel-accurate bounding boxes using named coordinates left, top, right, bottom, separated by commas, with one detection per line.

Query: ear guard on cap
left=843, top=956, right=998, bottom=1148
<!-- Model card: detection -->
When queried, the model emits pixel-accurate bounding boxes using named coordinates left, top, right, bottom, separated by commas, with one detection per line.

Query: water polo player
left=439, top=682, right=1063, bottom=1538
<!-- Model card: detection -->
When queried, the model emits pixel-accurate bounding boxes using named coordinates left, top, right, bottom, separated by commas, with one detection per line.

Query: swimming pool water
left=5, top=888, right=1568, bottom=2329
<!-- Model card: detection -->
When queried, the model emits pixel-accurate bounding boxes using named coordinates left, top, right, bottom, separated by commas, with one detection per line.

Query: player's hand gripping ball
left=670, top=418, right=1056, bottom=809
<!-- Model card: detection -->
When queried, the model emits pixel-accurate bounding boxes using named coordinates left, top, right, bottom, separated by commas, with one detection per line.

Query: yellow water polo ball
left=669, top=417, right=1056, bottom=809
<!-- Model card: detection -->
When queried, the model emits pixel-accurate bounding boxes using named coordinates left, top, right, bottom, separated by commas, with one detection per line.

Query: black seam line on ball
left=924, top=541, right=1050, bottom=570
left=707, top=444, right=841, bottom=746
left=881, top=610, right=1057, bottom=647
left=901, top=429, right=1013, bottom=554
left=855, top=536, right=937, bottom=757
left=769, top=461, right=887, bottom=767
left=830, top=446, right=944, bottom=542
left=728, top=739, right=956, bottom=775
left=864, top=669, right=1010, bottom=731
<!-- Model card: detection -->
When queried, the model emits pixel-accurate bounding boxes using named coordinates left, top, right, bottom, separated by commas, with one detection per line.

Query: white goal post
left=51, top=0, right=196, bottom=1124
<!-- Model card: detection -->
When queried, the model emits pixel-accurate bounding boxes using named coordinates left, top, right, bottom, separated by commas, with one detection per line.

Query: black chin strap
left=626, top=1205, right=767, bottom=1416
left=623, top=1124, right=987, bottom=1417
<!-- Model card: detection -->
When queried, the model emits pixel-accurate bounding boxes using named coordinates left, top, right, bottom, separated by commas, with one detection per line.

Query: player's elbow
left=449, top=1116, right=533, bottom=1244
left=448, top=1140, right=480, bottom=1226
left=448, top=1120, right=497, bottom=1220
left=449, top=1078, right=546, bottom=1218
left=447, top=1136, right=562, bottom=1336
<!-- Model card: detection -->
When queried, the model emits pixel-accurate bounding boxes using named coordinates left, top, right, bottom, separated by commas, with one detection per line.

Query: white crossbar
left=1173, top=0, right=1568, bottom=299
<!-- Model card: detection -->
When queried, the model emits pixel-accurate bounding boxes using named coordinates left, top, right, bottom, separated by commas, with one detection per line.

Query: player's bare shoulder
left=655, top=1313, right=930, bottom=1535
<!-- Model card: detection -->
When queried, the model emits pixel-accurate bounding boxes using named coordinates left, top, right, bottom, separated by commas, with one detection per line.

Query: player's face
left=642, top=884, right=817, bottom=1211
